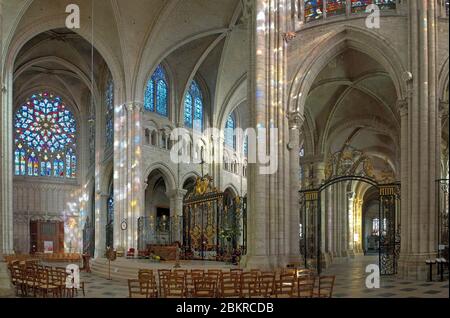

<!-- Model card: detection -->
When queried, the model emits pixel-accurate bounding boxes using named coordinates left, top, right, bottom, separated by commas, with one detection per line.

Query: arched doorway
left=138, top=169, right=175, bottom=250
left=83, top=186, right=96, bottom=257
left=362, top=187, right=380, bottom=255
left=106, top=183, right=114, bottom=250
left=300, top=175, right=400, bottom=276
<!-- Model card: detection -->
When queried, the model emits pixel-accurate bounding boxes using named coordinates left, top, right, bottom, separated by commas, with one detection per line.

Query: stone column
left=167, top=189, right=187, bottom=243
left=244, top=0, right=295, bottom=270
left=399, top=1, right=440, bottom=280
left=287, top=111, right=304, bottom=263
left=113, top=102, right=144, bottom=254
left=94, top=192, right=109, bottom=258
left=0, top=1, right=13, bottom=296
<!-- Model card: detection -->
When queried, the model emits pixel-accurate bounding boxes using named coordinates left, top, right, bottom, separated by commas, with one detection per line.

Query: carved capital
left=240, top=0, right=253, bottom=25
left=288, top=111, right=304, bottom=130
left=283, top=31, right=297, bottom=43
left=167, top=189, right=188, bottom=199
left=397, top=99, right=408, bottom=117
left=439, top=99, right=449, bottom=120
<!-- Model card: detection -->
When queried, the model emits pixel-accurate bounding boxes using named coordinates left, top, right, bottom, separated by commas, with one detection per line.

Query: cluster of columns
left=398, top=1, right=441, bottom=280
left=244, top=0, right=301, bottom=270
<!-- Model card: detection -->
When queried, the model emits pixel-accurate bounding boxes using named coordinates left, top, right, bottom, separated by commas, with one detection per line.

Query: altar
left=146, top=244, right=178, bottom=261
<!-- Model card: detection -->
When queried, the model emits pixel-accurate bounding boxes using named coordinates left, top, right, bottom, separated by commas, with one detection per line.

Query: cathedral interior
left=0, top=0, right=448, bottom=300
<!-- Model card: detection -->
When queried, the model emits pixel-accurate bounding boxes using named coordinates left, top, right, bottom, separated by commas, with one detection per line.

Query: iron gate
left=299, top=176, right=400, bottom=275
left=379, top=184, right=401, bottom=275
left=137, top=216, right=181, bottom=250
left=183, top=175, right=247, bottom=261
left=437, top=179, right=449, bottom=260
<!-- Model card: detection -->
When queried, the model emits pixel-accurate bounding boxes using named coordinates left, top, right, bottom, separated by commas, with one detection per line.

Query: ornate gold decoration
left=205, top=224, right=215, bottom=239
left=283, top=31, right=297, bottom=43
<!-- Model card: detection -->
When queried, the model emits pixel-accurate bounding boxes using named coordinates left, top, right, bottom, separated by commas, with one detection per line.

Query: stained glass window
left=225, top=113, right=236, bottom=149
left=243, top=136, right=248, bottom=157
left=304, top=0, right=323, bottom=22
left=106, top=186, right=114, bottom=249
left=326, top=0, right=346, bottom=17
left=14, top=92, right=77, bottom=178
left=184, top=80, right=204, bottom=131
left=351, top=0, right=395, bottom=14
left=105, top=75, right=114, bottom=149
left=88, top=99, right=96, bottom=167
left=144, top=65, right=168, bottom=117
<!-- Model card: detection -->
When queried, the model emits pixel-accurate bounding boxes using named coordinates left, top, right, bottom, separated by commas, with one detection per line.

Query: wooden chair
left=164, top=275, right=186, bottom=298
left=128, top=279, right=158, bottom=298
left=275, top=273, right=295, bottom=298
left=240, top=272, right=258, bottom=298
left=230, top=268, right=243, bottom=275
left=49, top=268, right=66, bottom=298
left=291, top=275, right=315, bottom=298
left=138, top=269, right=154, bottom=280
left=192, top=277, right=216, bottom=298
left=174, top=269, right=188, bottom=277
left=296, top=268, right=314, bottom=277
left=36, top=268, right=60, bottom=298
left=190, top=269, right=205, bottom=276
left=248, top=280, right=272, bottom=298
left=186, top=272, right=204, bottom=297
left=158, top=269, right=172, bottom=297
left=313, top=276, right=335, bottom=298
left=10, top=265, right=26, bottom=296
left=259, top=272, right=276, bottom=297
left=219, top=273, right=241, bottom=298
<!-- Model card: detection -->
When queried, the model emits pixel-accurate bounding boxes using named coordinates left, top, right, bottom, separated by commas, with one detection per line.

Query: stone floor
left=4, top=256, right=449, bottom=298
left=69, top=256, right=448, bottom=298
left=322, top=256, right=449, bottom=298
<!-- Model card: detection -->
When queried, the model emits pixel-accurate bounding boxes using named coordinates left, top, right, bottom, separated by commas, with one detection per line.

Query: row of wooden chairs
left=128, top=268, right=335, bottom=298
left=8, top=263, right=85, bottom=298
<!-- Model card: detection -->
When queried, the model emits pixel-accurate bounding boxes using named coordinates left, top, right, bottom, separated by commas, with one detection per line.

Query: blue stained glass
left=66, top=152, right=72, bottom=177
left=145, top=65, right=168, bottom=117
left=144, top=79, right=154, bottom=111
left=14, top=92, right=77, bottom=178
left=105, top=76, right=114, bottom=149
left=184, top=80, right=204, bottom=131
left=184, top=94, right=193, bottom=128
left=156, top=80, right=168, bottom=116
left=225, top=114, right=236, bottom=149
left=15, top=149, right=26, bottom=176
left=243, top=136, right=248, bottom=156
left=107, top=193, right=114, bottom=224
left=304, top=0, right=323, bottom=22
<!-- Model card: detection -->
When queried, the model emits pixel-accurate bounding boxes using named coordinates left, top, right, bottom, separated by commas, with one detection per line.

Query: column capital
left=439, top=99, right=449, bottom=120
left=397, top=99, right=408, bottom=117
left=240, top=0, right=253, bottom=25
left=123, top=101, right=144, bottom=113
left=167, top=189, right=188, bottom=199
left=287, top=111, right=304, bottom=130
left=97, top=191, right=110, bottom=199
